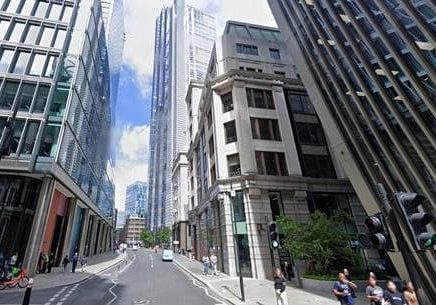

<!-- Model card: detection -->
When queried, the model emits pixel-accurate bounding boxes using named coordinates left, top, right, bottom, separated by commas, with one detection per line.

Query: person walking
left=403, top=281, right=419, bottom=305
left=273, top=268, right=288, bottom=305
left=37, top=252, right=44, bottom=274
left=62, top=255, right=69, bottom=272
left=202, top=255, right=209, bottom=275
left=41, top=253, right=48, bottom=273
left=333, top=272, right=358, bottom=305
left=384, top=280, right=406, bottom=305
left=210, top=253, right=218, bottom=275
left=71, top=253, right=79, bottom=273
left=47, top=253, right=54, bottom=273
left=365, top=275, right=384, bottom=305
left=80, top=256, right=88, bottom=272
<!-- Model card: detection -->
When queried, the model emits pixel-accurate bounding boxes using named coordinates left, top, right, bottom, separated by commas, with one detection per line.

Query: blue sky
left=113, top=0, right=276, bottom=210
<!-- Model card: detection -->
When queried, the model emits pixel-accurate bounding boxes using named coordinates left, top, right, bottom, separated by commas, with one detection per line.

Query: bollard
left=21, top=278, right=33, bottom=305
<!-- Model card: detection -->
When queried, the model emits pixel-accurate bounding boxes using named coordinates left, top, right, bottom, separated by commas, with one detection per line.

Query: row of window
left=0, top=117, right=60, bottom=157
left=0, top=48, right=58, bottom=77
left=0, top=79, right=49, bottom=112
left=236, top=43, right=281, bottom=59
left=0, top=19, right=67, bottom=49
left=1, top=0, right=73, bottom=23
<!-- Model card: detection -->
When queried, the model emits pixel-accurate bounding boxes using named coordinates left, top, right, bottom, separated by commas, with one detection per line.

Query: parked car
left=162, top=249, right=174, bottom=262
left=132, top=245, right=138, bottom=251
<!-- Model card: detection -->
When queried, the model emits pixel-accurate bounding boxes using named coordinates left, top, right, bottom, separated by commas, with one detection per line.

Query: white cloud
left=114, top=125, right=150, bottom=210
left=123, top=0, right=277, bottom=78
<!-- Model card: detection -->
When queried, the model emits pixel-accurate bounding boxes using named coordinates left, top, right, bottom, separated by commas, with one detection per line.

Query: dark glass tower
left=268, top=0, right=435, bottom=303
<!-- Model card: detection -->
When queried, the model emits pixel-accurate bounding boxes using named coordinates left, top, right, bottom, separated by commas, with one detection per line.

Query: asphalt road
left=0, top=249, right=226, bottom=305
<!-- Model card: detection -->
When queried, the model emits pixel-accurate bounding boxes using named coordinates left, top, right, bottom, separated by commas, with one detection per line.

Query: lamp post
left=229, top=190, right=245, bottom=302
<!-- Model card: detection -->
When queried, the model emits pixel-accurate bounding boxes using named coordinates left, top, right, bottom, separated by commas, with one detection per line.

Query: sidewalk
left=174, top=255, right=363, bottom=305
left=31, top=251, right=126, bottom=290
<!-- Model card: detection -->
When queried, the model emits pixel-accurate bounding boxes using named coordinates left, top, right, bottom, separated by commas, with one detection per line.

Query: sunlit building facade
left=268, top=0, right=436, bottom=302
left=0, top=0, right=116, bottom=275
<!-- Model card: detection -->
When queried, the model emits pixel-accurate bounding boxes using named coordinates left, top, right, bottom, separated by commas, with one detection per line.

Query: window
left=269, top=48, right=280, bottom=59
left=285, top=91, right=315, bottom=114
left=61, top=5, right=73, bottom=22
left=208, top=136, right=214, bottom=156
left=34, top=84, right=50, bottom=112
left=18, top=83, right=36, bottom=112
left=0, top=81, right=19, bottom=110
left=227, top=154, right=240, bottom=177
left=21, top=1, right=36, bottom=15
left=12, top=51, right=30, bottom=74
left=53, top=29, right=66, bottom=49
left=251, top=118, right=281, bottom=141
left=24, top=24, right=40, bottom=44
left=295, top=122, right=326, bottom=145
left=302, top=155, right=336, bottom=178
left=28, top=53, right=46, bottom=76
left=246, top=67, right=256, bottom=72
left=34, top=1, right=49, bottom=18
left=246, top=88, right=274, bottom=109
left=9, top=22, right=25, bottom=42
left=221, top=92, right=233, bottom=112
left=210, top=165, right=216, bottom=185
left=256, top=151, right=288, bottom=176
left=39, top=27, right=54, bottom=47
left=274, top=71, right=285, bottom=76
left=236, top=43, right=258, bottom=56
left=207, top=110, right=212, bottom=128
left=20, top=121, right=40, bottom=155
left=224, top=120, right=237, bottom=143
left=50, top=85, right=68, bottom=116
left=0, top=20, right=11, bottom=40
left=44, top=55, right=58, bottom=77
left=0, top=49, right=14, bottom=72
left=9, top=119, right=25, bottom=154
left=49, top=3, right=63, bottom=20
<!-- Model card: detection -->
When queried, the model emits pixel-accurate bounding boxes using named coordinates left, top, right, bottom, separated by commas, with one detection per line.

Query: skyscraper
left=0, top=0, right=118, bottom=275
left=125, top=181, right=148, bottom=218
left=148, top=0, right=215, bottom=231
left=268, top=0, right=436, bottom=302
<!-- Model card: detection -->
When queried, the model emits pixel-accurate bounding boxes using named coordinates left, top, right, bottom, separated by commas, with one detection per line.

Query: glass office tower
left=268, top=0, right=435, bottom=303
left=0, top=0, right=115, bottom=275
left=125, top=181, right=147, bottom=218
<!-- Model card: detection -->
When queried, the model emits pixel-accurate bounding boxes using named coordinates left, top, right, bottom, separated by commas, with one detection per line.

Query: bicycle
left=0, top=268, right=29, bottom=290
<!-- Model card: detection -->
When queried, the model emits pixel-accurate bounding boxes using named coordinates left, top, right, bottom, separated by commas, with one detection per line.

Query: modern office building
left=186, top=21, right=376, bottom=279
left=0, top=0, right=117, bottom=275
left=116, top=209, right=126, bottom=229
left=125, top=181, right=147, bottom=218
left=147, top=0, right=215, bottom=233
left=268, top=0, right=436, bottom=302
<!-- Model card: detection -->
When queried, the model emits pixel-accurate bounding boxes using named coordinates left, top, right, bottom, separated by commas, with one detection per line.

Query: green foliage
left=140, top=227, right=172, bottom=247
left=278, top=211, right=363, bottom=275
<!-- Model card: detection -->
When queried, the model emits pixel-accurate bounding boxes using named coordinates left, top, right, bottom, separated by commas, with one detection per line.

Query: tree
left=140, top=229, right=154, bottom=247
left=156, top=227, right=171, bottom=244
left=278, top=211, right=362, bottom=275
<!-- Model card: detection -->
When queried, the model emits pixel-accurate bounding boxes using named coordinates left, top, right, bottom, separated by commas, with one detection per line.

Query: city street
left=0, top=250, right=225, bottom=305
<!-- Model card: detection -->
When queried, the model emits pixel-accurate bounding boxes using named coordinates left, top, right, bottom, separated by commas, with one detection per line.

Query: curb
left=173, top=258, right=239, bottom=305
left=30, top=253, right=127, bottom=292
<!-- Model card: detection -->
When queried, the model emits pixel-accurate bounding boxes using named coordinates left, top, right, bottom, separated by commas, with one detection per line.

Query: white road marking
left=172, top=261, right=227, bottom=305
left=149, top=254, right=154, bottom=269
left=105, top=279, right=119, bottom=305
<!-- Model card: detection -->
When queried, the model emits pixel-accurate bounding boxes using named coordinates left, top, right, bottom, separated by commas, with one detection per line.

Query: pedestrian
left=41, top=253, right=48, bottom=273
left=8, top=252, right=18, bottom=267
left=366, top=275, right=384, bottom=305
left=344, top=268, right=357, bottom=299
left=62, top=255, right=69, bottom=272
left=47, top=253, right=54, bottom=273
left=403, top=280, right=419, bottom=305
left=71, top=252, right=79, bottom=273
left=80, top=256, right=88, bottom=272
left=202, top=255, right=209, bottom=275
left=384, top=280, right=406, bottom=305
left=333, top=272, right=358, bottom=305
left=273, top=268, right=288, bottom=305
left=37, top=252, right=44, bottom=274
left=210, top=253, right=218, bottom=275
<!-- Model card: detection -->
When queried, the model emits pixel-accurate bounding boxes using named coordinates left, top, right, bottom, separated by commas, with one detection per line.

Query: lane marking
left=172, top=261, right=227, bottom=305
left=149, top=254, right=153, bottom=269
left=105, top=279, right=119, bottom=305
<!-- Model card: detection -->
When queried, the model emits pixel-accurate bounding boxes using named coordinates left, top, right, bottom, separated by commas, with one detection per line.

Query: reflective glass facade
left=125, top=181, right=147, bottom=218
left=269, top=0, right=436, bottom=301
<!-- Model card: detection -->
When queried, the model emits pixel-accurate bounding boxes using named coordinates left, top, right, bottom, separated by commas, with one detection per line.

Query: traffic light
left=394, top=192, right=435, bottom=250
left=358, top=213, right=394, bottom=251
left=268, top=221, right=279, bottom=249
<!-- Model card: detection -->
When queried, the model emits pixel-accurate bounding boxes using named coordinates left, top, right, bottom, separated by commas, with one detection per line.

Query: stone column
left=23, top=177, right=55, bottom=276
